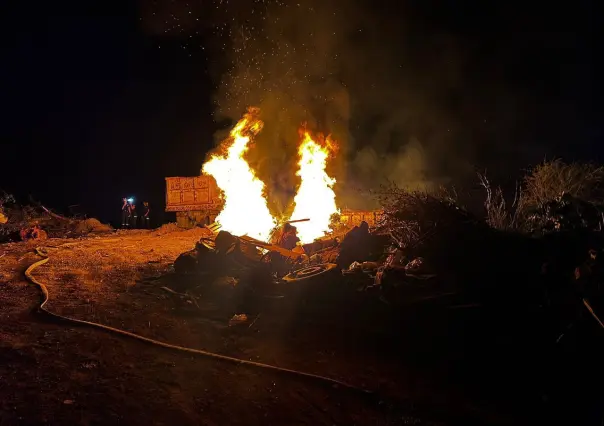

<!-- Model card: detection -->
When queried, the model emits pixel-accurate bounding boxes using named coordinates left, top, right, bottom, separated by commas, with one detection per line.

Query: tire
left=282, top=263, right=339, bottom=283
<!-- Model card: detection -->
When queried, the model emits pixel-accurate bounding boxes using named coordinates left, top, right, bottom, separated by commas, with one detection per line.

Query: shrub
left=519, top=159, right=604, bottom=211
left=374, top=183, right=483, bottom=250
left=479, top=160, right=604, bottom=232
left=478, top=173, right=522, bottom=231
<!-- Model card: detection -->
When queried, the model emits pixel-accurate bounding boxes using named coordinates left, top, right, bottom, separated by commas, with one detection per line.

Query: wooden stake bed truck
left=165, top=176, right=224, bottom=228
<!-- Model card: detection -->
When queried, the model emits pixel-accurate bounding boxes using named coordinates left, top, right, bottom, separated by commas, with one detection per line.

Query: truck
left=165, top=175, right=224, bottom=228
left=165, top=175, right=382, bottom=229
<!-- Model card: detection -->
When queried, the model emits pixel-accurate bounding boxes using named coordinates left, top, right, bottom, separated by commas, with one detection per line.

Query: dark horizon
left=2, top=0, right=601, bottom=226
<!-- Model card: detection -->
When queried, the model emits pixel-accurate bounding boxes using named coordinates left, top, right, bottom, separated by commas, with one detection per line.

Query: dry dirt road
left=0, top=227, right=532, bottom=425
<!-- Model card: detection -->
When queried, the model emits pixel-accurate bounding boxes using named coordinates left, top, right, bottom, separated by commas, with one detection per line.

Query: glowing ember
left=202, top=108, right=276, bottom=241
left=289, top=131, right=339, bottom=244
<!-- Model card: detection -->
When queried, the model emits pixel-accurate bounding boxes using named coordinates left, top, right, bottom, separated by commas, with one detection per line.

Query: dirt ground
left=0, top=227, right=596, bottom=425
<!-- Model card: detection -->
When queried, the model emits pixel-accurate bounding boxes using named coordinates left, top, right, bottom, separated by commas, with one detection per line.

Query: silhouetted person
left=121, top=198, right=130, bottom=228
left=130, top=202, right=138, bottom=228
left=142, top=201, right=151, bottom=228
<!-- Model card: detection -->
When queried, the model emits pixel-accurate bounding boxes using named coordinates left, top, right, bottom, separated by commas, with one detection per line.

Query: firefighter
left=121, top=198, right=130, bottom=228
left=130, top=201, right=138, bottom=228
left=141, top=201, right=151, bottom=228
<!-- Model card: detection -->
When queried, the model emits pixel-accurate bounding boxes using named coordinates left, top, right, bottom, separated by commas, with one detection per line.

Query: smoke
left=139, top=0, right=541, bottom=209
left=202, top=0, right=485, bottom=211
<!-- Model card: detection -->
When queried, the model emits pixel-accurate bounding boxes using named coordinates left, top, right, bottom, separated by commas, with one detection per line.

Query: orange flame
left=202, top=108, right=276, bottom=241
left=289, top=131, right=339, bottom=244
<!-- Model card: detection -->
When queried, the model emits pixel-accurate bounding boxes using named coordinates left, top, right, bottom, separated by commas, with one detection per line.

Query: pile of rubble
left=0, top=195, right=112, bottom=242
left=161, top=186, right=604, bottom=336
left=174, top=215, right=442, bottom=302
left=171, top=188, right=493, bottom=295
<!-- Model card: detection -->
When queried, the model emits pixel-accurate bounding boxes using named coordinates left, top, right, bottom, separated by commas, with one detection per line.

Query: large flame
left=289, top=131, right=339, bottom=244
left=202, top=108, right=276, bottom=241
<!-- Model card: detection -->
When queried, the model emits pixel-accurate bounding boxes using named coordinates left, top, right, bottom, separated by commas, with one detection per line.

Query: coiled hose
left=25, top=247, right=371, bottom=395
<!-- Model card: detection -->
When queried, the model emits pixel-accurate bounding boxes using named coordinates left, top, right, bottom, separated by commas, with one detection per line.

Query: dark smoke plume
left=140, top=0, right=577, bottom=211
left=206, top=0, right=483, bottom=211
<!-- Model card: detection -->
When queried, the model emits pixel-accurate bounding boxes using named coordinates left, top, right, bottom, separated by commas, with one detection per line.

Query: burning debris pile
left=167, top=108, right=603, bottom=332
left=173, top=108, right=461, bottom=298
left=172, top=181, right=603, bottom=339
left=172, top=187, right=472, bottom=321
left=0, top=193, right=113, bottom=242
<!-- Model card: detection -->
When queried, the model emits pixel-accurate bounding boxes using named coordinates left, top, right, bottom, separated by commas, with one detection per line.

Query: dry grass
left=5, top=227, right=211, bottom=317
left=520, top=159, right=604, bottom=210
left=154, top=222, right=182, bottom=235
left=374, top=183, right=477, bottom=249
left=479, top=160, right=604, bottom=231
left=73, top=218, right=113, bottom=234
left=0, top=227, right=430, bottom=426
left=478, top=173, right=521, bottom=231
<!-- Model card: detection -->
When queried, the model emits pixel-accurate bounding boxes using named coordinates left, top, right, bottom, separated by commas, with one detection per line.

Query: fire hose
left=583, top=298, right=604, bottom=330
left=25, top=247, right=371, bottom=395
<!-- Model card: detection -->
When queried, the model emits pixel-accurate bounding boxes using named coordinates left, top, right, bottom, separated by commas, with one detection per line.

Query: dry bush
left=478, top=173, right=521, bottom=231
left=520, top=159, right=604, bottom=211
left=479, top=160, right=604, bottom=232
left=374, top=183, right=480, bottom=250
left=74, top=218, right=113, bottom=234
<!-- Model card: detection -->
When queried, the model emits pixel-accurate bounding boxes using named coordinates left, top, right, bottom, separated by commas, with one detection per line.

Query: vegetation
left=372, top=183, right=489, bottom=259
left=520, top=159, right=604, bottom=210
left=480, top=159, right=604, bottom=233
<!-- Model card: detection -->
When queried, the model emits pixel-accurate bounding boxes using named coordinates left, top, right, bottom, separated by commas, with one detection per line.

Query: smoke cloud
left=140, top=0, right=553, bottom=210
left=202, top=0, right=484, bottom=212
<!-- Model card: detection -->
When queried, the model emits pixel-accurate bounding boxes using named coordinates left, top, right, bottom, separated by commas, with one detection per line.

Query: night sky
left=2, top=0, right=600, bottom=225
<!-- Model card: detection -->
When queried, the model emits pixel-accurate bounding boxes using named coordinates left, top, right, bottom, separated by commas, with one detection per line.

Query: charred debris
left=0, top=193, right=113, bottom=242
left=172, top=161, right=604, bottom=335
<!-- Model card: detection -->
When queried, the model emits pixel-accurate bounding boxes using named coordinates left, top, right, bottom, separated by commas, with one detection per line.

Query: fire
left=202, top=108, right=276, bottom=241
left=289, top=131, right=339, bottom=244
left=201, top=108, right=341, bottom=245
